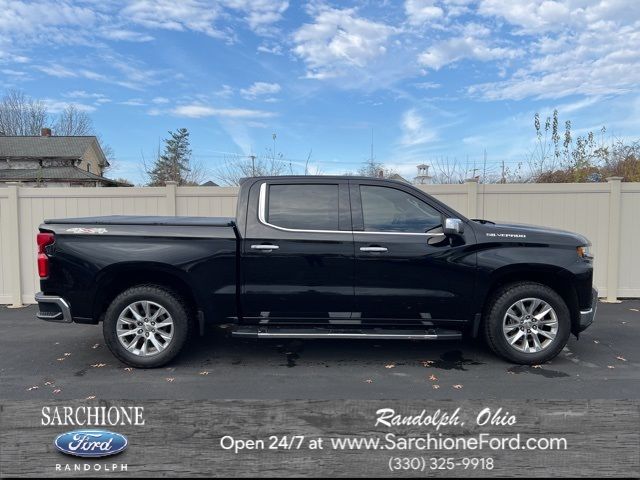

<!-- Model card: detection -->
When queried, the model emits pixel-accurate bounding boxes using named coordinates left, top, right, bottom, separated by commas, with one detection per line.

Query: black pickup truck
left=36, top=176, right=597, bottom=367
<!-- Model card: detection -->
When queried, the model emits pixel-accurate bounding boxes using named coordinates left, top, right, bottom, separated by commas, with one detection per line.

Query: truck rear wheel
left=483, top=282, right=570, bottom=364
left=103, top=285, right=191, bottom=368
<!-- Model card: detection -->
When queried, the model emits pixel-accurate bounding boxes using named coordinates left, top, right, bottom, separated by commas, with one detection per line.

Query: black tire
left=103, top=285, right=192, bottom=368
left=483, top=282, right=570, bottom=364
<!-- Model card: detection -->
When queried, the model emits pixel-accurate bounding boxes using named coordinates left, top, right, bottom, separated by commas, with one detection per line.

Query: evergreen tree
left=147, top=128, right=192, bottom=186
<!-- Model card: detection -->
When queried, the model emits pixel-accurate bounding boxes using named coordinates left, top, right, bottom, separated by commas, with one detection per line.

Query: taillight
left=37, top=232, right=55, bottom=278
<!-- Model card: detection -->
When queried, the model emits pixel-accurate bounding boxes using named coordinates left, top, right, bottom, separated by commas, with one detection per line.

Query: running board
left=231, top=327, right=462, bottom=340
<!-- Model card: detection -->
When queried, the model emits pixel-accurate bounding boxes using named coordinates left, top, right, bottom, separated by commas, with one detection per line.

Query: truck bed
left=44, top=215, right=236, bottom=227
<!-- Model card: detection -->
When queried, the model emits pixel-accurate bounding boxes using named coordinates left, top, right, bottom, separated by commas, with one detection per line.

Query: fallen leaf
left=56, top=358, right=65, bottom=362
left=166, top=377, right=175, bottom=383
left=27, top=386, right=39, bottom=391
left=364, top=379, right=373, bottom=384
left=622, top=321, right=628, bottom=325
left=64, top=353, right=71, bottom=357
left=199, top=371, right=210, bottom=376
left=124, top=367, right=133, bottom=372
left=86, top=396, right=96, bottom=400
left=44, top=381, right=54, bottom=386
left=453, top=384, right=463, bottom=389
left=385, top=364, right=396, bottom=369
left=616, top=356, right=627, bottom=362
left=428, top=374, right=438, bottom=381
left=52, top=389, right=61, bottom=394
left=629, top=308, right=639, bottom=312
left=91, top=363, right=107, bottom=368
left=92, top=344, right=100, bottom=349
left=432, top=385, right=440, bottom=389
left=421, top=360, right=434, bottom=367
left=532, top=365, right=542, bottom=369
left=607, top=365, right=615, bottom=369
left=593, top=340, right=600, bottom=344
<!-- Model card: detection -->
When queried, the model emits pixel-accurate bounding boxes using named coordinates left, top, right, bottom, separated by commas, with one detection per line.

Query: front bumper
left=35, top=292, right=72, bottom=323
left=578, top=288, right=598, bottom=332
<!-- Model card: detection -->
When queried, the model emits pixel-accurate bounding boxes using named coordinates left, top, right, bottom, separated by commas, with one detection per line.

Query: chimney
left=41, top=128, right=52, bottom=137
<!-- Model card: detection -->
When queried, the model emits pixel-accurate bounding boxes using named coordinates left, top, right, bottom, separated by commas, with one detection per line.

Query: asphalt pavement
left=1, top=301, right=638, bottom=399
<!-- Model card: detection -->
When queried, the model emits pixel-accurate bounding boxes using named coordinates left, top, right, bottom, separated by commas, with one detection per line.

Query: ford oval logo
left=54, top=430, right=128, bottom=457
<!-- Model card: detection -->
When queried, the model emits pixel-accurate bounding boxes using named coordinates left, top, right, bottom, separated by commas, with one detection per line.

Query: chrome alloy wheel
left=116, top=301, right=174, bottom=357
left=502, top=298, right=558, bottom=353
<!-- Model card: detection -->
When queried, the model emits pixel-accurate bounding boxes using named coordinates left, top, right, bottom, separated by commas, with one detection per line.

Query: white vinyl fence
left=1, top=178, right=638, bottom=306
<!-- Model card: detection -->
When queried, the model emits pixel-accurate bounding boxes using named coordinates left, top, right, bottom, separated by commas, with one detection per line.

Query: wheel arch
left=91, top=262, right=204, bottom=323
left=478, top=264, right=581, bottom=336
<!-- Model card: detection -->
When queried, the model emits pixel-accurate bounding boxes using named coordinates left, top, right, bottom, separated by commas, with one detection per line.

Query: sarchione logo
left=54, top=430, right=128, bottom=458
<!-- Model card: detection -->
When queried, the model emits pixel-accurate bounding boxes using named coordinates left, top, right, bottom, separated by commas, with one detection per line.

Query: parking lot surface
left=1, top=301, right=638, bottom=399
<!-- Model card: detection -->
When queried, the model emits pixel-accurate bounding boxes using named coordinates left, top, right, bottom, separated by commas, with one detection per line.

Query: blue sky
left=1, top=0, right=639, bottom=184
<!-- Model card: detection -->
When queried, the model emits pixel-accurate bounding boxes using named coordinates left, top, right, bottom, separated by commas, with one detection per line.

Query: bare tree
left=53, top=105, right=115, bottom=172
left=0, top=89, right=48, bottom=135
left=214, top=133, right=290, bottom=186
left=53, top=104, right=93, bottom=135
left=215, top=152, right=288, bottom=186
left=0, top=90, right=116, bottom=173
left=346, top=158, right=397, bottom=178
left=183, top=158, right=210, bottom=186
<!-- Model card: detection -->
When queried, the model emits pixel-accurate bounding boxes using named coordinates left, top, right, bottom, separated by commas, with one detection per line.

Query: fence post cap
left=606, top=176, right=623, bottom=182
left=464, top=177, right=479, bottom=183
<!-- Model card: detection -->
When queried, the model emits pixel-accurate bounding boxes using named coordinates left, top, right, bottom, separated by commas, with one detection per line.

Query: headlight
left=577, top=245, right=593, bottom=259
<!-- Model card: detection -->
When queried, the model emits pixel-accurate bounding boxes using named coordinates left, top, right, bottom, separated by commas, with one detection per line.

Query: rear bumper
left=578, top=288, right=598, bottom=332
left=35, top=292, right=72, bottom=323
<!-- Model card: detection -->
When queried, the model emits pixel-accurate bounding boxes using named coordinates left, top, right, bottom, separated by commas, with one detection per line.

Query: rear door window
left=268, top=184, right=340, bottom=230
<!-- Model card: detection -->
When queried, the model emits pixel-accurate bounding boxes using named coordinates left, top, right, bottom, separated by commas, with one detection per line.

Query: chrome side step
left=232, top=327, right=462, bottom=340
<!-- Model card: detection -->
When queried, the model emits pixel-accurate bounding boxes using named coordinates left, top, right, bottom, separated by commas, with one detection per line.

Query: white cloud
left=419, top=35, right=521, bottom=70
left=404, top=0, right=444, bottom=25
left=414, top=81, right=441, bottom=90
left=172, top=104, right=276, bottom=118
left=99, top=29, right=154, bottom=42
left=223, top=0, right=289, bottom=35
left=122, top=0, right=288, bottom=38
left=122, top=0, right=226, bottom=39
left=478, top=0, right=571, bottom=33
left=36, top=64, right=77, bottom=78
left=400, top=109, right=437, bottom=146
left=152, top=97, right=170, bottom=104
left=292, top=6, right=396, bottom=80
left=257, top=42, right=283, bottom=55
left=64, top=90, right=111, bottom=104
left=469, top=1, right=640, bottom=100
left=240, top=82, right=281, bottom=99
left=120, top=98, right=146, bottom=106
left=1, top=68, right=27, bottom=76
left=42, top=99, right=96, bottom=114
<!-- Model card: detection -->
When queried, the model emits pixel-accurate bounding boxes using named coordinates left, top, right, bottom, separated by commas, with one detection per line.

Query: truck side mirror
left=443, top=218, right=464, bottom=236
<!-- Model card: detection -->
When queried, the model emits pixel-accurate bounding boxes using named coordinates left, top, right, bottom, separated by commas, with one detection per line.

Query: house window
left=87, top=163, right=91, bottom=172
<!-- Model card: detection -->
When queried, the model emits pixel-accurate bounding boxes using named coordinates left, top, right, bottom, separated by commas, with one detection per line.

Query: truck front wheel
left=103, top=285, right=191, bottom=368
left=483, top=282, right=571, bottom=364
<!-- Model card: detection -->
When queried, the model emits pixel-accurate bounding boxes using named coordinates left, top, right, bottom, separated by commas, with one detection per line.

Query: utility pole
left=482, top=149, right=487, bottom=184
left=272, top=133, right=277, bottom=160
left=249, top=154, right=256, bottom=176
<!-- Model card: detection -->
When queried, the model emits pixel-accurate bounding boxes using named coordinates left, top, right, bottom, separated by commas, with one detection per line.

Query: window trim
left=258, top=182, right=444, bottom=236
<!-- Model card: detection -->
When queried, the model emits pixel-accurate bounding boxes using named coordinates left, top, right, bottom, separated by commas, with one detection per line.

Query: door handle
left=360, top=246, right=388, bottom=252
left=251, top=244, right=279, bottom=251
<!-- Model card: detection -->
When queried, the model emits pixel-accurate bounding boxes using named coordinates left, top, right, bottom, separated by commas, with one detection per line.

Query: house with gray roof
left=0, top=128, right=124, bottom=187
